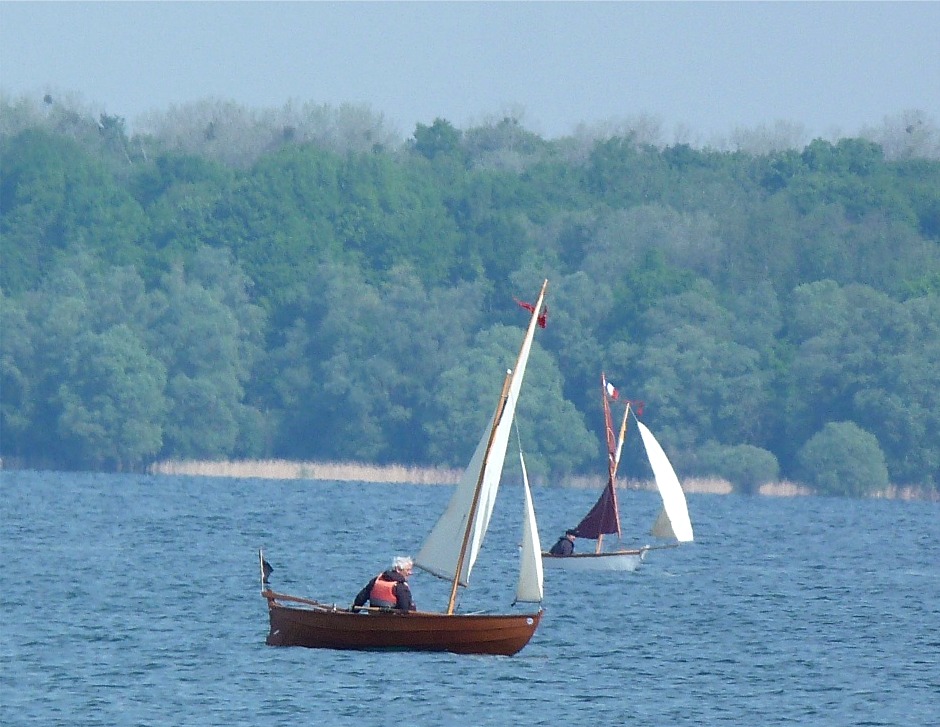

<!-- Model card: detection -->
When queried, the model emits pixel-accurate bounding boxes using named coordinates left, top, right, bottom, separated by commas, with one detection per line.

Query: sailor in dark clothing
left=352, top=555, right=416, bottom=612
left=549, top=529, right=577, bottom=556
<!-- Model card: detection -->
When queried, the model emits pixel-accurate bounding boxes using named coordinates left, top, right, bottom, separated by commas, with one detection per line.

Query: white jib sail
left=415, top=418, right=493, bottom=583
left=416, top=281, right=546, bottom=586
left=515, top=450, right=544, bottom=604
left=635, top=420, right=694, bottom=543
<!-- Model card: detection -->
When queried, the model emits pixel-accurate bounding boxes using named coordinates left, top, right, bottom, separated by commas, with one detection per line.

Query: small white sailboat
left=542, top=372, right=693, bottom=572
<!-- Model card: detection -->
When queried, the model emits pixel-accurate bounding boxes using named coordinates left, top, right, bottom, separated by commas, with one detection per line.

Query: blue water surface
left=1, top=470, right=937, bottom=726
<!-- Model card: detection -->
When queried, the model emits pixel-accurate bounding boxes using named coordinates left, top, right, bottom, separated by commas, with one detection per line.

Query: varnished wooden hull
left=541, top=548, right=647, bottom=572
left=263, top=591, right=542, bottom=656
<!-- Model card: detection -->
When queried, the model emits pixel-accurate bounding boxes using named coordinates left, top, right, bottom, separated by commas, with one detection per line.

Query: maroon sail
left=570, top=479, right=620, bottom=539
left=571, top=373, right=622, bottom=540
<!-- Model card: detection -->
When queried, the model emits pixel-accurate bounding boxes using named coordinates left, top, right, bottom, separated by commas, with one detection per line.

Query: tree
left=413, top=118, right=462, bottom=160
left=783, top=280, right=938, bottom=485
left=534, top=270, right=611, bottom=412
left=0, top=291, right=34, bottom=458
left=612, top=204, right=726, bottom=278
left=56, top=325, right=167, bottom=470
left=851, top=293, right=940, bottom=489
left=334, top=151, right=463, bottom=283
left=796, top=422, right=889, bottom=497
left=4, top=107, right=940, bottom=487
left=632, top=283, right=773, bottom=460
left=584, top=135, right=670, bottom=207
left=462, top=115, right=548, bottom=172
left=0, top=129, right=148, bottom=294
left=698, top=442, right=780, bottom=494
left=146, top=248, right=266, bottom=459
left=9, top=254, right=157, bottom=466
left=859, top=109, right=940, bottom=161
left=269, top=264, right=484, bottom=463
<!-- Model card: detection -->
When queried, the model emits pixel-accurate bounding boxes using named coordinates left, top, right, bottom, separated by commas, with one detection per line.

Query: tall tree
left=269, top=263, right=484, bottom=463
left=0, top=291, right=34, bottom=457
left=56, top=324, right=167, bottom=470
left=631, top=283, right=773, bottom=470
left=146, top=248, right=265, bottom=459
left=0, top=129, right=147, bottom=294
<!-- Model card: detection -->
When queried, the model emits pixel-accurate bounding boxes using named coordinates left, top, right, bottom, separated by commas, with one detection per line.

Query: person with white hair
left=351, top=555, right=416, bottom=612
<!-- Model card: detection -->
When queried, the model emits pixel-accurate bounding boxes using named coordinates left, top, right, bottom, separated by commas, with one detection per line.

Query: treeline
left=1, top=94, right=939, bottom=497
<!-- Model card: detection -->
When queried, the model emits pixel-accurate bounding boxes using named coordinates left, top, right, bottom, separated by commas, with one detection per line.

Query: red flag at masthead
left=514, top=297, right=548, bottom=328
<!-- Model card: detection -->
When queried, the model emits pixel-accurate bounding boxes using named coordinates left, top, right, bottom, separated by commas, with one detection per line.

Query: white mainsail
left=635, top=420, right=694, bottom=543
left=514, top=450, right=544, bottom=603
left=415, top=417, right=493, bottom=584
left=416, top=281, right=546, bottom=587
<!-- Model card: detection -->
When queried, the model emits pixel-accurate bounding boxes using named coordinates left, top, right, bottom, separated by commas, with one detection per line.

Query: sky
left=2, top=1, right=938, bottom=142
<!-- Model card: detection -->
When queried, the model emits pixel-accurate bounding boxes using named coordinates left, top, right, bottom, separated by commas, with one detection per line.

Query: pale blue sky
left=2, top=1, right=938, bottom=140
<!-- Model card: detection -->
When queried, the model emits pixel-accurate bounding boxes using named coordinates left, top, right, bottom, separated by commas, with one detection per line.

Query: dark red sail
left=571, top=478, right=620, bottom=539
left=571, top=373, right=622, bottom=540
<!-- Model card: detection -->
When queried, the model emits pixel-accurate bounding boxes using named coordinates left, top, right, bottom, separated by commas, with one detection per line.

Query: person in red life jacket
left=549, top=529, right=577, bottom=556
left=351, top=555, right=416, bottom=612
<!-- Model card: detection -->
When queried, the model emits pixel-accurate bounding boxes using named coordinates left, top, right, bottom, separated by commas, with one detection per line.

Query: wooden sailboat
left=262, top=280, right=549, bottom=655
left=542, top=372, right=694, bottom=572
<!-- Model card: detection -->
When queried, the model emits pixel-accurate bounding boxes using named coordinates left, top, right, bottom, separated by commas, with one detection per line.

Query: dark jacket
left=353, top=569, right=415, bottom=611
left=549, top=535, right=575, bottom=556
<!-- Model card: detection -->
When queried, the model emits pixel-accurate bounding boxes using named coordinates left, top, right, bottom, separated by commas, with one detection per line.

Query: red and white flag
left=606, top=381, right=619, bottom=400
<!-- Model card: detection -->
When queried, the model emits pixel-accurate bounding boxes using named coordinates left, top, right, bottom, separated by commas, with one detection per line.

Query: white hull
left=541, top=548, right=647, bottom=572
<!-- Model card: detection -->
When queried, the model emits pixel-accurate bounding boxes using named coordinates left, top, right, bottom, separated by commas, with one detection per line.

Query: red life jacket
left=369, top=573, right=398, bottom=608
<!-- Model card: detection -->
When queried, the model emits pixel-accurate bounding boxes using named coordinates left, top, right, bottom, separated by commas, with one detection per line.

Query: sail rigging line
left=511, top=408, right=525, bottom=606
left=612, top=401, right=632, bottom=481
left=601, top=397, right=631, bottom=552
left=511, top=397, right=527, bottom=469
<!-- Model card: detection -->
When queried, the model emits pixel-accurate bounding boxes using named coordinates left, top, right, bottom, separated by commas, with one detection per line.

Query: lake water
left=1, top=470, right=937, bottom=726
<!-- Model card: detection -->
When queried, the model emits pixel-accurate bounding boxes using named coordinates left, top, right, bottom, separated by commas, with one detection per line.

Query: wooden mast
left=445, top=279, right=547, bottom=615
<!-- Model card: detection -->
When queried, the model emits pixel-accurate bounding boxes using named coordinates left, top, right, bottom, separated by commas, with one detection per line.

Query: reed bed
left=871, top=484, right=940, bottom=502
left=149, top=459, right=733, bottom=494
left=561, top=475, right=732, bottom=494
left=146, top=459, right=936, bottom=500
left=148, top=459, right=462, bottom=485
left=757, top=480, right=814, bottom=497
left=680, top=477, right=735, bottom=495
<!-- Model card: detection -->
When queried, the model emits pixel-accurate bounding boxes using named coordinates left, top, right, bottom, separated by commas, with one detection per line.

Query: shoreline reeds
left=145, top=459, right=938, bottom=501
left=147, top=458, right=463, bottom=485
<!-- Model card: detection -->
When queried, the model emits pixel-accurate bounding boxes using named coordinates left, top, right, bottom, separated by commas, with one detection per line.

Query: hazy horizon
left=2, top=2, right=938, bottom=143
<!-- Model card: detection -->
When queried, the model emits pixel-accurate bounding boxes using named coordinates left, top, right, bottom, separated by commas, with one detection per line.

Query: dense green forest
left=2, top=94, right=938, bottom=497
